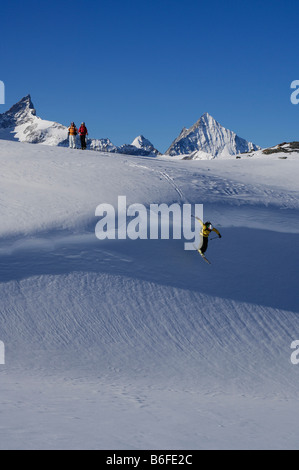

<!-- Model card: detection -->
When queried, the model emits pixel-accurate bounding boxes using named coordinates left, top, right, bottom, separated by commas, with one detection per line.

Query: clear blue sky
left=1, top=0, right=298, bottom=152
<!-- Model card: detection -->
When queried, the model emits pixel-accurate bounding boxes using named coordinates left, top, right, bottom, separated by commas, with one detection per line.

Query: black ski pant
left=80, top=135, right=87, bottom=150
left=201, top=236, right=208, bottom=253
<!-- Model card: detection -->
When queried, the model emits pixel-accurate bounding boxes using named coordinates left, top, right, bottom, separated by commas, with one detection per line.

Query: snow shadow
left=0, top=227, right=298, bottom=313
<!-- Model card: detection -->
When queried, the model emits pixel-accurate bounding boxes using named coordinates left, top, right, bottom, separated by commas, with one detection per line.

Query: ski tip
left=193, top=244, right=211, bottom=264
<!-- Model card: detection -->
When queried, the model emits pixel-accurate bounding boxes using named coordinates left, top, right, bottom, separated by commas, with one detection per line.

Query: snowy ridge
left=1, top=140, right=298, bottom=237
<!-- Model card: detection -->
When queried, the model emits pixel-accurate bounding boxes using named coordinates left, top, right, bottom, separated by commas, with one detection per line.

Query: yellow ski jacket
left=196, top=218, right=221, bottom=238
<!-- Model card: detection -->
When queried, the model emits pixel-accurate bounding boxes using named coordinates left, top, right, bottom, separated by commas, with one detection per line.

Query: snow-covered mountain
left=0, top=95, right=69, bottom=146
left=118, top=135, right=161, bottom=156
left=0, top=96, right=161, bottom=156
left=165, top=112, right=260, bottom=159
left=88, top=137, right=118, bottom=153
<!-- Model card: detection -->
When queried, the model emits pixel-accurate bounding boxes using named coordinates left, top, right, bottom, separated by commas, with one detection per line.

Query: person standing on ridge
left=68, top=122, right=78, bottom=149
left=195, top=218, right=222, bottom=255
left=78, top=122, right=88, bottom=150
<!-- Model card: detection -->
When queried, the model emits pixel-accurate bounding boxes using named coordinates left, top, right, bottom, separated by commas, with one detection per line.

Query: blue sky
left=1, top=0, right=298, bottom=152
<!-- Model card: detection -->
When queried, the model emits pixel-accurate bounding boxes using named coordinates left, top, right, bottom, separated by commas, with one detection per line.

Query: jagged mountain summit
left=165, top=112, right=260, bottom=159
left=0, top=95, right=68, bottom=146
left=0, top=95, right=160, bottom=156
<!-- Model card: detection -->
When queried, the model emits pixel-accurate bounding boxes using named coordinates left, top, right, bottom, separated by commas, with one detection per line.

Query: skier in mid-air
left=195, top=218, right=221, bottom=256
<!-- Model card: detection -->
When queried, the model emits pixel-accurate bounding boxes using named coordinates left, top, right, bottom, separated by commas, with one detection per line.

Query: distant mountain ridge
left=165, top=112, right=260, bottom=159
left=0, top=96, right=259, bottom=158
left=0, top=95, right=160, bottom=156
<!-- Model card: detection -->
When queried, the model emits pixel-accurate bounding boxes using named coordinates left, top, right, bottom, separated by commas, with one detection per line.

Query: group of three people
left=68, top=122, right=88, bottom=150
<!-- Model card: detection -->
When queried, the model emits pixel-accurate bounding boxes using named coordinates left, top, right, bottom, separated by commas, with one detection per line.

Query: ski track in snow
left=0, top=140, right=298, bottom=449
left=127, top=161, right=188, bottom=202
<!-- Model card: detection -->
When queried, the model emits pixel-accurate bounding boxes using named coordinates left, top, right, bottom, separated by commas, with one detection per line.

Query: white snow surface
left=0, top=140, right=299, bottom=449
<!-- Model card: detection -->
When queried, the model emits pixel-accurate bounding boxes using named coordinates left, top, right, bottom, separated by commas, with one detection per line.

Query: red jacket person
left=78, top=122, right=88, bottom=150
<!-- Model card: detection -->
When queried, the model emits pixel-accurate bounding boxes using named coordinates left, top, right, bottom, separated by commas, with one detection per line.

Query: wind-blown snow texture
left=0, top=140, right=298, bottom=449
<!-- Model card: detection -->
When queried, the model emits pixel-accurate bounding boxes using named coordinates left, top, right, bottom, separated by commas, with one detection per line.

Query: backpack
left=69, top=126, right=77, bottom=136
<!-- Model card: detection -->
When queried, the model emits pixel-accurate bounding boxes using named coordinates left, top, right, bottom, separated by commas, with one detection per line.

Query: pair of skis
left=194, top=245, right=211, bottom=265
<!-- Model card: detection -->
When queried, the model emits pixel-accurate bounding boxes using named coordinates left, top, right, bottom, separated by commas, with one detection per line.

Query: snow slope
left=0, top=140, right=299, bottom=449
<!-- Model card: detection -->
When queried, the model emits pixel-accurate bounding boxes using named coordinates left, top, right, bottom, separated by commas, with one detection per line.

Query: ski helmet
left=205, top=221, right=213, bottom=231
